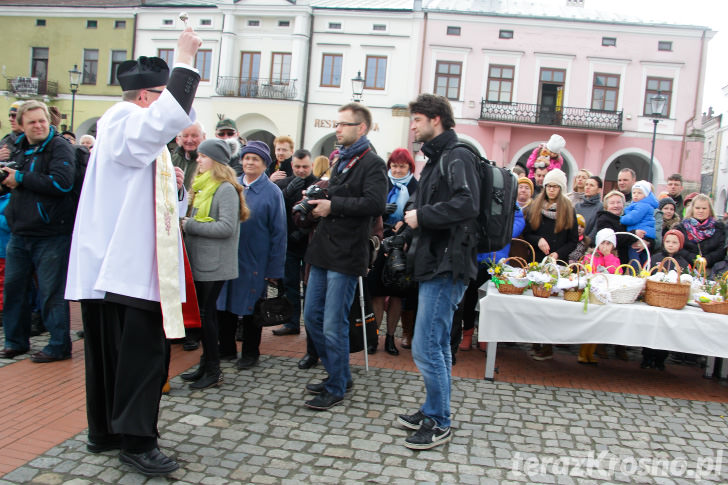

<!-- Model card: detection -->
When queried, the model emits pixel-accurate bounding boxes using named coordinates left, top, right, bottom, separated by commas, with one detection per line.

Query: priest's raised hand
left=176, top=26, right=202, bottom=66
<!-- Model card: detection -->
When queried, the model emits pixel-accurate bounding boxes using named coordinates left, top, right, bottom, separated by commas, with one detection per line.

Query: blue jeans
left=411, top=275, right=467, bottom=428
left=303, top=265, right=357, bottom=397
left=283, top=251, right=304, bottom=330
left=3, top=234, right=71, bottom=357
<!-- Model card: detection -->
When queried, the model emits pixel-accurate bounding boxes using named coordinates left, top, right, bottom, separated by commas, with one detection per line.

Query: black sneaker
left=305, top=378, right=353, bottom=395
left=304, top=390, right=343, bottom=411
left=404, top=417, right=451, bottom=450
left=397, top=410, right=426, bottom=430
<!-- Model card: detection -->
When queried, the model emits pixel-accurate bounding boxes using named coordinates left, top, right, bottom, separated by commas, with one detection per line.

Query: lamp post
left=351, top=71, right=364, bottom=103
left=68, top=64, right=82, bottom=132
left=648, top=92, right=667, bottom=184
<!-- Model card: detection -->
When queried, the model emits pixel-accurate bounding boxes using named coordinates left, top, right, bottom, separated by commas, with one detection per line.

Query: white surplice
left=65, top=90, right=194, bottom=303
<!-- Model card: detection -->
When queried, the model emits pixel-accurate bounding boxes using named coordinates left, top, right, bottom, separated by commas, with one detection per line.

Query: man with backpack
left=398, top=94, right=480, bottom=450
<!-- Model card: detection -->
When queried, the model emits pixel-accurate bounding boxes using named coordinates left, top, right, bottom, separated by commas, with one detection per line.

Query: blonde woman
left=674, top=194, right=725, bottom=271
left=312, top=155, right=332, bottom=179
left=181, top=139, right=250, bottom=389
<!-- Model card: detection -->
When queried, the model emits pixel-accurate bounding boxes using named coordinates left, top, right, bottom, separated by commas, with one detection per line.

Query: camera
left=381, top=234, right=407, bottom=273
left=292, top=184, right=328, bottom=215
left=0, top=161, right=19, bottom=183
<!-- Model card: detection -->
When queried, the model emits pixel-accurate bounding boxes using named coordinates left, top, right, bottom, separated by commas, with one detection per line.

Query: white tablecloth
left=478, top=282, right=728, bottom=379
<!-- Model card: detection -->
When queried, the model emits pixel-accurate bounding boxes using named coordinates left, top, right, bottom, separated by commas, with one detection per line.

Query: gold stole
left=155, top=147, right=185, bottom=339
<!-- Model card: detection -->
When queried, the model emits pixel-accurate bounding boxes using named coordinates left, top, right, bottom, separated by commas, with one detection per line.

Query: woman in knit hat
left=516, top=176, right=534, bottom=209
left=522, top=168, right=578, bottom=361
left=181, top=139, right=251, bottom=390
left=525, top=134, right=566, bottom=178
left=217, top=140, right=288, bottom=371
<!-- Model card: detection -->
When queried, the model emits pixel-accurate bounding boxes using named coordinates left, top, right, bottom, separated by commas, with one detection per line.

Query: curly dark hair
left=408, top=94, right=455, bottom=130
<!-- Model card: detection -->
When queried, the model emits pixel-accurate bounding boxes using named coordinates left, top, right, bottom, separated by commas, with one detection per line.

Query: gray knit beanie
left=197, top=139, right=232, bottom=165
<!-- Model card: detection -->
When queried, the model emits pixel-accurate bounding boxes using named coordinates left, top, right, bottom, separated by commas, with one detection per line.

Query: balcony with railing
left=7, top=77, right=58, bottom=97
left=216, top=77, right=297, bottom=100
left=480, top=101, right=623, bottom=132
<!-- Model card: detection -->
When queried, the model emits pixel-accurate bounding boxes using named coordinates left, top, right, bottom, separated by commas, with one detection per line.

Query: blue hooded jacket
left=620, top=192, right=658, bottom=238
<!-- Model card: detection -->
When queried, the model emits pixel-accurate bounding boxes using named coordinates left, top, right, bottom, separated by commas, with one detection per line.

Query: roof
left=423, top=0, right=710, bottom=29
left=311, top=0, right=415, bottom=10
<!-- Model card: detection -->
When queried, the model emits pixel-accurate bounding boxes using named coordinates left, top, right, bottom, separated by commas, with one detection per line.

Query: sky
left=583, top=0, right=728, bottom=116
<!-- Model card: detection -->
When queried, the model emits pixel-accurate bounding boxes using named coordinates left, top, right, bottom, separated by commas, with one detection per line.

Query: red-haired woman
left=367, top=148, right=418, bottom=355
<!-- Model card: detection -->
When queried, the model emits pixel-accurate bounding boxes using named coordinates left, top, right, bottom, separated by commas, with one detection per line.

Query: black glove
left=284, top=177, right=306, bottom=198
left=384, top=203, right=397, bottom=215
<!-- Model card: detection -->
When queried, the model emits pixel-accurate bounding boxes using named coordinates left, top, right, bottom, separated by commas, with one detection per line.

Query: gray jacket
left=183, top=182, right=240, bottom=282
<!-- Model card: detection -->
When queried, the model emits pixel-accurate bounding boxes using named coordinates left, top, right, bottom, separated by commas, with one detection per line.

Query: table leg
left=705, top=356, right=715, bottom=379
left=484, top=341, right=497, bottom=381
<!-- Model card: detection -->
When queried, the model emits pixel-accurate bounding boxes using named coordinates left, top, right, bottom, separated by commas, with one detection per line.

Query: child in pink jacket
left=583, top=228, right=620, bottom=274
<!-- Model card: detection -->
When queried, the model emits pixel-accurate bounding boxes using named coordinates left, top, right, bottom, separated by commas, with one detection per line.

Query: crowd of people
left=0, top=26, right=725, bottom=477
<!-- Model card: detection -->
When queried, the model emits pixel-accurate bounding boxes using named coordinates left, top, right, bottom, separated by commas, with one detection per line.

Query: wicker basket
left=563, top=289, right=584, bottom=301
left=497, top=283, right=527, bottom=295
left=698, top=300, right=728, bottom=315
left=589, top=269, right=645, bottom=304
left=644, top=257, right=691, bottom=310
left=531, top=285, right=552, bottom=298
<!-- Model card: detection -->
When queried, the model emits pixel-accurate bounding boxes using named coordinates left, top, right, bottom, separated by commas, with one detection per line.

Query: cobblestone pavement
left=2, top=355, right=727, bottom=484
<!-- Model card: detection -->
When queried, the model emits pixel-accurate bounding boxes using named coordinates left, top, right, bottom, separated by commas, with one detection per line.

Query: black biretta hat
left=117, top=56, right=170, bottom=91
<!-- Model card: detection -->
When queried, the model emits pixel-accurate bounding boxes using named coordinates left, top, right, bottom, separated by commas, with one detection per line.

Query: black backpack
left=440, top=143, right=518, bottom=253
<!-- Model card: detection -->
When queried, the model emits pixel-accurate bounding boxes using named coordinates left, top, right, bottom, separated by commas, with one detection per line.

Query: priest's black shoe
left=236, top=355, right=259, bottom=370
left=367, top=342, right=377, bottom=354
left=119, top=448, right=179, bottom=476
left=297, top=354, right=318, bottom=369
left=272, top=326, right=300, bottom=336
left=182, top=336, right=199, bottom=351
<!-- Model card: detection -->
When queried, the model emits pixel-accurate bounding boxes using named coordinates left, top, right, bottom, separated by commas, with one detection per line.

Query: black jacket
left=6, top=128, right=76, bottom=236
left=305, top=146, right=387, bottom=276
left=266, top=156, right=293, bottom=178
left=275, top=173, right=318, bottom=256
left=411, top=129, right=480, bottom=283
left=522, top=205, right=579, bottom=262
left=652, top=251, right=690, bottom=272
left=675, top=219, right=726, bottom=268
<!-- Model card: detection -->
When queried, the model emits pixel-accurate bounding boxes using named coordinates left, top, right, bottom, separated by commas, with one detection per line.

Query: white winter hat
left=542, top=168, right=567, bottom=194
left=595, top=228, right=617, bottom=249
left=632, top=180, right=652, bottom=197
left=546, top=134, right=566, bottom=154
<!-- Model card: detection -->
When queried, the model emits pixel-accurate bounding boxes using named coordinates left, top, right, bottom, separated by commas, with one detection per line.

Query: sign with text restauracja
left=314, top=119, right=380, bottom=132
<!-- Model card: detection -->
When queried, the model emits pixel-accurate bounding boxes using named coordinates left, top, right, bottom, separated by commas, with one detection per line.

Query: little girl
left=583, top=228, right=620, bottom=274
left=568, top=214, right=591, bottom=263
left=578, top=228, right=619, bottom=365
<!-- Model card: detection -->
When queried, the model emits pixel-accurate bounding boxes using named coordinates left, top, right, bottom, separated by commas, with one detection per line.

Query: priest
left=65, top=27, right=202, bottom=477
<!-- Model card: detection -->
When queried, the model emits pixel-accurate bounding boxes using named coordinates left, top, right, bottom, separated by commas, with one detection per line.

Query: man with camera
left=398, top=94, right=480, bottom=450
left=272, top=149, right=317, bottom=338
left=302, top=103, right=387, bottom=410
left=0, top=100, right=76, bottom=362
left=0, top=102, right=24, bottom=163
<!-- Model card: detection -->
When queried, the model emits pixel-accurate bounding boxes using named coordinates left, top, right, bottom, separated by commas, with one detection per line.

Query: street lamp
left=648, top=92, right=667, bottom=184
left=351, top=71, right=364, bottom=103
left=68, top=64, right=82, bottom=131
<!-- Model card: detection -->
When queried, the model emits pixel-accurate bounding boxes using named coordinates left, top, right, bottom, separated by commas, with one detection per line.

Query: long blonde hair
left=684, top=193, right=715, bottom=220
left=189, top=163, right=250, bottom=221
left=312, top=155, right=331, bottom=178
left=527, top=187, right=575, bottom=233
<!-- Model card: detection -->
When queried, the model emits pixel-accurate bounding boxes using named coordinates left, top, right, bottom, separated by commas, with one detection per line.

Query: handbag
left=349, top=283, right=378, bottom=353
left=253, top=281, right=294, bottom=328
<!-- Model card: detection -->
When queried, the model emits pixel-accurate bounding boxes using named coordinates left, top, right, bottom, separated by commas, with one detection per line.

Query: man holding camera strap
left=301, top=102, right=387, bottom=410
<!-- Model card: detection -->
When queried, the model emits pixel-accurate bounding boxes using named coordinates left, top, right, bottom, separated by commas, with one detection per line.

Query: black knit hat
left=659, top=196, right=676, bottom=210
left=117, top=57, right=169, bottom=91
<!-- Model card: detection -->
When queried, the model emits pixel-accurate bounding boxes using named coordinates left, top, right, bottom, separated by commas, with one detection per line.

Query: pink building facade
left=417, top=6, right=712, bottom=193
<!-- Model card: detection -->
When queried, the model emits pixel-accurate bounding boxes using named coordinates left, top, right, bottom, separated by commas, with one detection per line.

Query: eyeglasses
left=545, top=184, right=561, bottom=190
left=333, top=121, right=361, bottom=128
left=8, top=113, right=16, bottom=119
left=216, top=130, right=236, bottom=137
left=146, top=89, right=164, bottom=94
